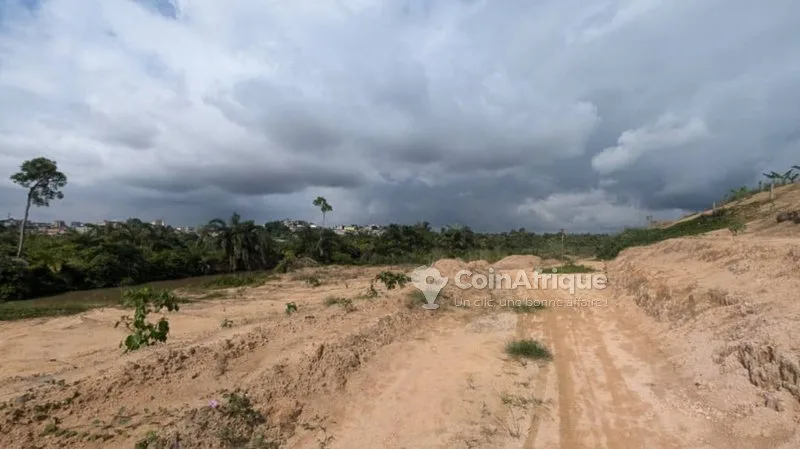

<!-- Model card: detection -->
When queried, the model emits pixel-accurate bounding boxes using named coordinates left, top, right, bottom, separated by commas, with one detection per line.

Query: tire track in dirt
left=524, top=287, right=725, bottom=448
left=517, top=308, right=551, bottom=449
left=545, top=305, right=578, bottom=448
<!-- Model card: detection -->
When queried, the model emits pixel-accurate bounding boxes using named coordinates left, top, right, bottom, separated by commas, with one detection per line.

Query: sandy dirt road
left=524, top=289, right=738, bottom=449
left=290, top=285, right=750, bottom=449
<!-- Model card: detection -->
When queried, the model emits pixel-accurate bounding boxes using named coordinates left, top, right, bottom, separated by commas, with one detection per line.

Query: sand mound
left=491, top=255, right=542, bottom=270
left=431, top=258, right=469, bottom=280
left=466, top=260, right=490, bottom=271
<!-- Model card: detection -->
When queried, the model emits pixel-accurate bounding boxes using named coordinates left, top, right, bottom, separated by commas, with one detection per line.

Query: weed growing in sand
left=215, top=390, right=275, bottom=448
left=305, top=276, right=322, bottom=287
left=364, top=283, right=379, bottom=298
left=115, top=287, right=180, bottom=352
left=728, top=220, right=746, bottom=236
left=366, top=271, right=411, bottom=298
left=221, top=390, right=265, bottom=426
left=220, top=318, right=234, bottom=328
left=505, top=339, right=552, bottom=360
left=375, top=271, right=411, bottom=289
left=324, top=296, right=356, bottom=312
left=285, top=302, right=298, bottom=314
left=133, top=430, right=161, bottom=449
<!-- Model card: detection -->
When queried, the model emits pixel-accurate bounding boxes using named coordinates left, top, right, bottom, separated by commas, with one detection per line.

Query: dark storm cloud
left=121, top=159, right=367, bottom=197
left=0, top=0, right=798, bottom=231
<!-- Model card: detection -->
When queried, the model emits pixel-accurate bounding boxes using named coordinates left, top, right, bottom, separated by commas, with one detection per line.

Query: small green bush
left=115, top=287, right=180, bottom=352
left=505, top=339, right=552, bottom=360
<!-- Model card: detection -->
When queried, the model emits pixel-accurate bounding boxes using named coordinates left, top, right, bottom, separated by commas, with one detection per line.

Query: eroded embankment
left=0, top=284, right=441, bottom=449
left=608, top=235, right=800, bottom=413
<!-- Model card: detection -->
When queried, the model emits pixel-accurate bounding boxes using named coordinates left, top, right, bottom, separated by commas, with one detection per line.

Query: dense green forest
left=0, top=216, right=611, bottom=301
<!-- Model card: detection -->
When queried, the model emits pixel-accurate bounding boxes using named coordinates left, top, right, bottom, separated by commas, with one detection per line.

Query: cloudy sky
left=0, top=0, right=797, bottom=232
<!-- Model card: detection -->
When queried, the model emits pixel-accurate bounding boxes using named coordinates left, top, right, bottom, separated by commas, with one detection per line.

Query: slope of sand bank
left=607, top=234, right=800, bottom=446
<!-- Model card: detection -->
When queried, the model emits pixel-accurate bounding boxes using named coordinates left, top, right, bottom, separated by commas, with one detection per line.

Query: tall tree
left=10, top=157, right=68, bottom=258
left=201, top=212, right=276, bottom=272
left=312, top=196, right=333, bottom=227
left=312, top=197, right=333, bottom=258
left=202, top=213, right=241, bottom=272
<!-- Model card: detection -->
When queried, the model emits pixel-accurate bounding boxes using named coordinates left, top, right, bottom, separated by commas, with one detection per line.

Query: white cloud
left=516, top=188, right=683, bottom=231
left=591, top=114, right=709, bottom=175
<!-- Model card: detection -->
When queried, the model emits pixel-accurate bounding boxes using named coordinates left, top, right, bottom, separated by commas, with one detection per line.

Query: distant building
left=53, top=220, right=66, bottom=229
left=40, top=227, right=67, bottom=236
left=280, top=219, right=317, bottom=232
left=151, top=219, right=165, bottom=227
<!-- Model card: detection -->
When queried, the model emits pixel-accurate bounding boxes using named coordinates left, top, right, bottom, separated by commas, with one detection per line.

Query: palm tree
left=312, top=197, right=333, bottom=227
left=763, top=171, right=782, bottom=186
left=202, top=213, right=242, bottom=272
left=788, top=166, right=800, bottom=183
left=312, top=197, right=333, bottom=258
left=780, top=169, right=795, bottom=185
left=201, top=213, right=276, bottom=272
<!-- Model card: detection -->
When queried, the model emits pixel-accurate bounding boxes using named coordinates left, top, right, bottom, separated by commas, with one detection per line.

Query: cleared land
left=2, top=194, right=800, bottom=447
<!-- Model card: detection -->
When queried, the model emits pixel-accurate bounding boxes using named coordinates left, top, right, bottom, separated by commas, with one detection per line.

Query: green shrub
left=597, top=210, right=736, bottom=259
left=374, top=271, right=411, bottom=289
left=728, top=220, right=746, bottom=236
left=505, top=339, right=552, bottom=360
left=115, top=287, right=180, bottom=352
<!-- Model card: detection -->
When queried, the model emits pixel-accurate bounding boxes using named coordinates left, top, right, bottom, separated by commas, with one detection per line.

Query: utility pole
left=560, top=228, right=566, bottom=261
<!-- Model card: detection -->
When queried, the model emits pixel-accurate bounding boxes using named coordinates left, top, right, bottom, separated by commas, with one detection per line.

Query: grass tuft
left=505, top=339, right=552, bottom=360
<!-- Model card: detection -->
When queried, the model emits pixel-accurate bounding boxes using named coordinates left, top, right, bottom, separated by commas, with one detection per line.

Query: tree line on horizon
left=0, top=213, right=610, bottom=301
left=0, top=157, right=611, bottom=301
left=4, top=156, right=789, bottom=302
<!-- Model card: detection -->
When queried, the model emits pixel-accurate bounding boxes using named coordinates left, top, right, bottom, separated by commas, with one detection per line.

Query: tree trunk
left=16, top=192, right=32, bottom=258
left=318, top=213, right=326, bottom=257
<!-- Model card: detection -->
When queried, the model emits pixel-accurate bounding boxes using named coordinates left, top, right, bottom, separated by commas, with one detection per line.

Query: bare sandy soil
left=1, top=241, right=798, bottom=448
